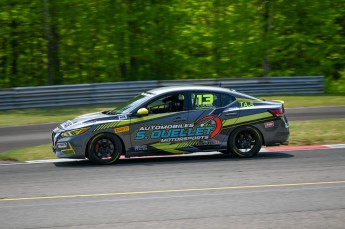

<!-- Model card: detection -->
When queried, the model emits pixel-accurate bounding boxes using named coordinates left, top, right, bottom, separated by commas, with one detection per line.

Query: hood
left=59, top=111, right=129, bottom=130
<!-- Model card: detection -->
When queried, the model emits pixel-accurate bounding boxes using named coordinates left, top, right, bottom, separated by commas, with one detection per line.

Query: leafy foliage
left=1, top=0, right=345, bottom=90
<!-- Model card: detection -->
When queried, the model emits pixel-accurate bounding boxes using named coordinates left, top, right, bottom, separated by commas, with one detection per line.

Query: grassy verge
left=0, top=144, right=54, bottom=162
left=0, top=94, right=344, bottom=127
left=0, top=104, right=113, bottom=127
left=289, top=118, right=345, bottom=145
left=1, top=118, right=344, bottom=162
left=259, top=94, right=345, bottom=108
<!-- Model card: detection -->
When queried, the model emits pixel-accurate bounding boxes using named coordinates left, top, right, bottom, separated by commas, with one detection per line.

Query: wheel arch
left=226, top=124, right=265, bottom=150
left=85, top=132, right=126, bottom=158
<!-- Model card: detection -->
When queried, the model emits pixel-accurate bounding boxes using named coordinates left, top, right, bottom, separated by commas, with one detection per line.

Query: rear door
left=185, top=91, right=238, bottom=150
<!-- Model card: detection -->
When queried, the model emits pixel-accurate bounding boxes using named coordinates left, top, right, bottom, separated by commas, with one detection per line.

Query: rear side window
left=220, top=93, right=234, bottom=107
left=188, top=92, right=232, bottom=110
left=190, top=92, right=217, bottom=110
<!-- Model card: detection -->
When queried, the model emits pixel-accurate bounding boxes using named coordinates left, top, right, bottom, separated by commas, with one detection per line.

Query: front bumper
left=51, top=130, right=87, bottom=159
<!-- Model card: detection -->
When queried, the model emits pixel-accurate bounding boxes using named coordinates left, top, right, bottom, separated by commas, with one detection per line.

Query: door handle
left=225, top=112, right=238, bottom=117
left=173, top=117, right=187, bottom=122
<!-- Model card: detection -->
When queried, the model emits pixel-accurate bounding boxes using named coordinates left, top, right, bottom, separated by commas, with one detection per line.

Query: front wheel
left=228, top=126, right=262, bottom=157
left=87, top=133, right=122, bottom=165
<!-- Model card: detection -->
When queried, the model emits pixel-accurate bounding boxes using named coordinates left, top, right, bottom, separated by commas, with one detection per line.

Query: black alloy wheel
left=228, top=126, right=262, bottom=157
left=88, top=133, right=122, bottom=165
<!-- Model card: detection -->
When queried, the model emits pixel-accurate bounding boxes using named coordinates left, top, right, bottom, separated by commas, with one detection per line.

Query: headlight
left=60, top=127, right=90, bottom=138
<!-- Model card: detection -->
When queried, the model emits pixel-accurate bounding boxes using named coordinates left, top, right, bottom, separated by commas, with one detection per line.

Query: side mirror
left=137, top=108, right=149, bottom=116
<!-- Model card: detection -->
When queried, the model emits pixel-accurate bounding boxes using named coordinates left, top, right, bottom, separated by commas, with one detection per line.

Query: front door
left=129, top=92, right=190, bottom=155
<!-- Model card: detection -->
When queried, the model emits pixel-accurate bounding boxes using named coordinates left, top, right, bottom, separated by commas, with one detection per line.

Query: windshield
left=107, top=93, right=152, bottom=115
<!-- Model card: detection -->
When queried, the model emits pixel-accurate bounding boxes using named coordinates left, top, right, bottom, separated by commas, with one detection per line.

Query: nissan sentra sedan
left=52, top=86, right=289, bottom=164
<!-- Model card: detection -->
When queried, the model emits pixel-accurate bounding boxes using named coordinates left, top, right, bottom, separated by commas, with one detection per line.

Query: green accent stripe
left=223, top=112, right=273, bottom=128
left=131, top=112, right=181, bottom=124
left=223, top=118, right=238, bottom=127
left=236, top=112, right=272, bottom=123
left=94, top=121, right=119, bottom=132
left=223, top=117, right=276, bottom=130
left=93, top=113, right=178, bottom=132
left=61, top=142, right=76, bottom=155
left=116, top=120, right=131, bottom=126
left=151, top=139, right=201, bottom=154
left=177, top=140, right=198, bottom=148
left=151, top=142, right=186, bottom=154
left=236, top=97, right=262, bottom=102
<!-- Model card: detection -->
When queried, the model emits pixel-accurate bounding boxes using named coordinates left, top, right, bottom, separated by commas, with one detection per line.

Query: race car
left=52, top=86, right=289, bottom=164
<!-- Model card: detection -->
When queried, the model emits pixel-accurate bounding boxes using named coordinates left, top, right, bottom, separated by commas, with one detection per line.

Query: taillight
left=269, top=108, right=284, bottom=116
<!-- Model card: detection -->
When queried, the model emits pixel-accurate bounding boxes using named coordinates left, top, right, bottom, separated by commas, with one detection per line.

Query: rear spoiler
left=272, top=100, right=284, bottom=104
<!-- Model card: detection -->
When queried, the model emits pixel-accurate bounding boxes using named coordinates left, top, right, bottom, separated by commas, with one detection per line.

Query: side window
left=191, top=92, right=220, bottom=110
left=220, top=93, right=235, bottom=107
left=147, top=93, right=185, bottom=114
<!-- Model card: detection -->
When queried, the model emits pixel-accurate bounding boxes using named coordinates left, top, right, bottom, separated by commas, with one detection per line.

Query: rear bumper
left=255, top=116, right=289, bottom=146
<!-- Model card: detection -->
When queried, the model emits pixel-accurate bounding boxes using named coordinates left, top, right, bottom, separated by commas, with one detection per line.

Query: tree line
left=1, top=0, right=345, bottom=89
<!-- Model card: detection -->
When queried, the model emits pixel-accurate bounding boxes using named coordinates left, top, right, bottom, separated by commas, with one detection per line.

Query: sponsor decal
left=236, top=98, right=261, bottom=107
left=83, top=120, right=98, bottom=124
left=135, top=115, right=222, bottom=143
left=118, top=114, right=127, bottom=120
left=61, top=120, right=73, bottom=129
left=264, top=121, right=275, bottom=128
left=115, top=126, right=130, bottom=133
left=239, top=101, right=254, bottom=107
left=134, top=145, right=148, bottom=151
left=195, top=94, right=215, bottom=109
left=196, top=139, right=221, bottom=146
left=195, top=115, right=222, bottom=138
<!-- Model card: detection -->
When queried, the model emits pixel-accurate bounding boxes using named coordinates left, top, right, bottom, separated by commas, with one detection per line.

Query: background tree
left=0, top=0, right=344, bottom=91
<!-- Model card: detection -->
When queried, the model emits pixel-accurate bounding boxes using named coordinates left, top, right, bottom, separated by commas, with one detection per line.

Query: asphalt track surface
left=0, top=106, right=345, bottom=228
left=1, top=148, right=345, bottom=228
left=0, top=106, right=344, bottom=153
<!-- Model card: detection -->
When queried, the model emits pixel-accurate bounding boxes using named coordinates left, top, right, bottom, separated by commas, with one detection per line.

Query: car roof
left=147, top=86, right=235, bottom=95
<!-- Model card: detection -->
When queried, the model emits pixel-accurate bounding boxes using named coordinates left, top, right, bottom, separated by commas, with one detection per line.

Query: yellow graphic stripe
left=223, top=112, right=273, bottom=128
left=61, top=142, right=76, bottom=155
left=94, top=121, right=119, bottom=131
left=177, top=140, right=199, bottom=149
left=236, top=112, right=272, bottom=123
left=151, top=139, right=200, bottom=154
left=272, top=100, right=285, bottom=104
left=151, top=142, right=187, bottom=154
left=2, top=180, right=345, bottom=201
left=130, top=112, right=182, bottom=125
left=236, top=97, right=262, bottom=102
left=222, top=118, right=238, bottom=127
left=115, top=120, right=131, bottom=127
left=94, top=113, right=178, bottom=132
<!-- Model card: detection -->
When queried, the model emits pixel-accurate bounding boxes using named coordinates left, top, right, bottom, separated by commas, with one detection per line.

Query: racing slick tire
left=228, top=126, right=262, bottom=158
left=87, top=133, right=122, bottom=165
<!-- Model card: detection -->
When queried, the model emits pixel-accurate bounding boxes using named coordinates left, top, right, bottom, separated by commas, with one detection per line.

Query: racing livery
left=52, top=86, right=289, bottom=164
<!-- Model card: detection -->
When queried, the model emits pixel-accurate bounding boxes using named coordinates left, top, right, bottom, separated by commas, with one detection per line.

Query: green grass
left=288, top=118, right=345, bottom=146
left=0, top=104, right=113, bottom=127
left=1, top=94, right=344, bottom=127
left=259, top=94, right=345, bottom=108
left=1, top=118, right=344, bottom=162
left=0, top=144, right=54, bottom=162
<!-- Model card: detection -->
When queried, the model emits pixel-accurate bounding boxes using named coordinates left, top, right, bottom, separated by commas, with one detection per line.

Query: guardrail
left=0, top=76, right=324, bottom=110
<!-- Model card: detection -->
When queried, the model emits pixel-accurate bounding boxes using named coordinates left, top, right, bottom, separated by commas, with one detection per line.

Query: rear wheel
left=87, top=133, right=122, bottom=165
left=228, top=126, right=262, bottom=157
